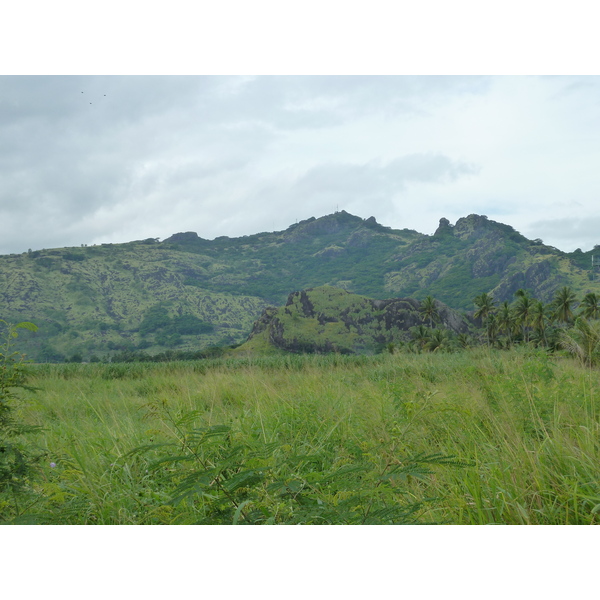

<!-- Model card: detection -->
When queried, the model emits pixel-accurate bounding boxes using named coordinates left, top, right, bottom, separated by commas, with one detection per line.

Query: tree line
left=406, top=287, right=600, bottom=365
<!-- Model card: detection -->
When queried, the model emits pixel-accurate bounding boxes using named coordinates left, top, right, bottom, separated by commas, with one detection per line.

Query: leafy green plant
left=127, top=405, right=463, bottom=524
left=559, top=317, right=600, bottom=366
left=580, top=292, right=600, bottom=320
left=425, top=328, right=452, bottom=353
left=552, top=286, right=578, bottom=325
left=0, top=319, right=43, bottom=522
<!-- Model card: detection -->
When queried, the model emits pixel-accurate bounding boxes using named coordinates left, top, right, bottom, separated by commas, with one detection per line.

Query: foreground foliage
left=5, top=349, right=600, bottom=524
left=0, top=320, right=43, bottom=522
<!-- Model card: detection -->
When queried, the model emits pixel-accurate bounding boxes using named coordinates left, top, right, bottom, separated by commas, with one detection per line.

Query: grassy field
left=4, top=348, right=600, bottom=524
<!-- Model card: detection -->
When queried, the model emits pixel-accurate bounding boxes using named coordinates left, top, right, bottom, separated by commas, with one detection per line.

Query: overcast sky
left=1, top=75, right=599, bottom=255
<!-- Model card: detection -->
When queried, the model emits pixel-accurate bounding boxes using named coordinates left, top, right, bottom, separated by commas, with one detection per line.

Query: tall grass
left=11, top=348, right=600, bottom=524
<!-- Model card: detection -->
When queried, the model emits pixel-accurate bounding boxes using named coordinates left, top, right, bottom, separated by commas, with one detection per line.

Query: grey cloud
left=294, top=154, right=479, bottom=199
left=221, top=75, right=491, bottom=130
left=548, top=76, right=600, bottom=99
left=0, top=77, right=273, bottom=252
left=384, top=154, right=480, bottom=183
left=198, top=154, right=481, bottom=241
left=10, top=76, right=593, bottom=256
left=525, top=217, right=600, bottom=252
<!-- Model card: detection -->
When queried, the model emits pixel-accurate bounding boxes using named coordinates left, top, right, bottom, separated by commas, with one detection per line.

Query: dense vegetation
left=3, top=281, right=600, bottom=525
left=2, top=343, right=600, bottom=524
left=2, top=211, right=599, bottom=362
left=2, top=212, right=600, bottom=524
left=235, top=284, right=600, bottom=363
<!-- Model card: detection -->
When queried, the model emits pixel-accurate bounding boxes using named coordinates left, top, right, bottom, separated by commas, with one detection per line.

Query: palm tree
left=410, top=325, right=430, bottom=353
left=530, top=300, right=549, bottom=346
left=486, top=313, right=500, bottom=347
left=580, top=292, right=600, bottom=320
left=419, top=296, right=439, bottom=329
left=552, top=286, right=577, bottom=325
left=513, top=293, right=534, bottom=343
left=497, top=301, right=516, bottom=346
left=473, top=293, right=496, bottom=322
left=425, top=328, right=451, bottom=352
left=560, top=317, right=600, bottom=366
left=473, top=293, right=496, bottom=346
left=457, top=333, right=471, bottom=349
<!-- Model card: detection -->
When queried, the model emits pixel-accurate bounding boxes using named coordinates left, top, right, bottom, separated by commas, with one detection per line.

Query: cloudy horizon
left=2, top=75, right=600, bottom=255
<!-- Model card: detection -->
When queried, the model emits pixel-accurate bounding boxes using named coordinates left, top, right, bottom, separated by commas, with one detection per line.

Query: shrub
left=0, top=320, right=44, bottom=522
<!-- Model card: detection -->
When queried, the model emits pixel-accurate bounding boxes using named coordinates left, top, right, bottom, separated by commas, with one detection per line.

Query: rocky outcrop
left=245, top=286, right=473, bottom=354
left=247, top=306, right=278, bottom=338
left=286, top=290, right=316, bottom=317
left=434, top=217, right=453, bottom=236
left=491, top=258, right=565, bottom=303
left=346, top=230, right=374, bottom=248
left=313, top=245, right=346, bottom=260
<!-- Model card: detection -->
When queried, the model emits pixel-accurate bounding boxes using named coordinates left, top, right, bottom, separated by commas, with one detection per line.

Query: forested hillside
left=1, top=210, right=598, bottom=361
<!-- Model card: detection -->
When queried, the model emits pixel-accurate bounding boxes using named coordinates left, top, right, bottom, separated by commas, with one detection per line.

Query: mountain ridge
left=1, top=210, right=598, bottom=361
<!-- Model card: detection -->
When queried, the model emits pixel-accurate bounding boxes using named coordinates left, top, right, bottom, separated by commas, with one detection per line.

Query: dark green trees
left=580, top=292, right=600, bottom=320
left=497, top=301, right=516, bottom=345
left=472, top=289, right=555, bottom=349
left=139, top=306, right=214, bottom=343
left=473, top=293, right=497, bottom=345
left=560, top=317, right=600, bottom=366
left=531, top=300, right=549, bottom=346
left=514, top=292, right=534, bottom=343
left=552, top=286, right=577, bottom=325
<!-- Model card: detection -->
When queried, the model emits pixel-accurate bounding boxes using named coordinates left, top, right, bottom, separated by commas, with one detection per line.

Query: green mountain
left=236, top=285, right=474, bottom=355
left=1, top=210, right=598, bottom=361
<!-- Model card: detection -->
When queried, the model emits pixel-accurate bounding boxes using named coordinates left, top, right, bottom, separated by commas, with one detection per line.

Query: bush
left=171, top=315, right=214, bottom=335
left=128, top=415, right=462, bottom=524
left=139, top=305, right=171, bottom=335
left=0, top=320, right=44, bottom=522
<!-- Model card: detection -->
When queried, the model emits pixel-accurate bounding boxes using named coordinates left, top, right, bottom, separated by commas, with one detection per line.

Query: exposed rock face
left=434, top=217, right=452, bottom=236
left=466, top=232, right=516, bottom=277
left=453, top=214, right=493, bottom=241
left=313, top=245, right=346, bottom=260
left=247, top=307, right=278, bottom=338
left=367, top=297, right=471, bottom=333
left=492, top=258, right=563, bottom=303
left=346, top=230, right=374, bottom=248
left=286, top=290, right=316, bottom=317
